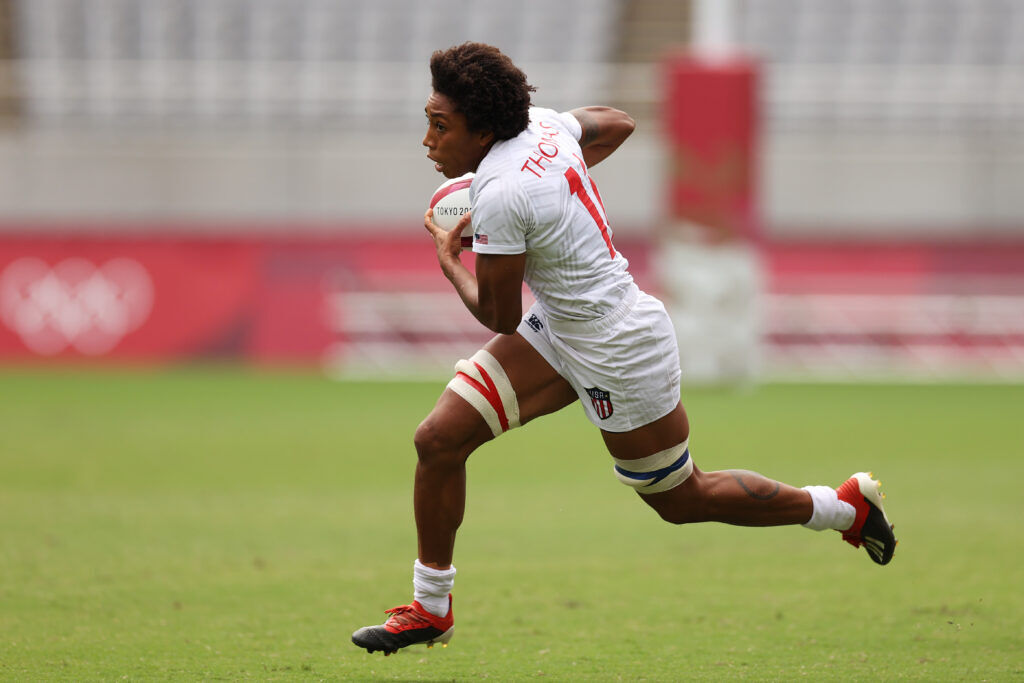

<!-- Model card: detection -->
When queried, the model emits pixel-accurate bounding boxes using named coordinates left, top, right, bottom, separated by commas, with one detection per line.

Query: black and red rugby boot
left=352, top=596, right=454, bottom=655
left=836, top=472, right=898, bottom=565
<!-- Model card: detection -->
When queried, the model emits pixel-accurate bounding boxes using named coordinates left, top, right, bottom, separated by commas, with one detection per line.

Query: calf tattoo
left=729, top=470, right=781, bottom=500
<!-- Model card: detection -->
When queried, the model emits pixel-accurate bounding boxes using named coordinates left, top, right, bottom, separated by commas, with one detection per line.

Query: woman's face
left=423, top=91, right=494, bottom=179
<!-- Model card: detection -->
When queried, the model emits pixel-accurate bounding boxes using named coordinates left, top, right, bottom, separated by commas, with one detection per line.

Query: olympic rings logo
left=0, top=257, right=153, bottom=355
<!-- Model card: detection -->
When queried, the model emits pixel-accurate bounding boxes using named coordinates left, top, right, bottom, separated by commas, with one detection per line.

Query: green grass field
left=1, top=367, right=1021, bottom=681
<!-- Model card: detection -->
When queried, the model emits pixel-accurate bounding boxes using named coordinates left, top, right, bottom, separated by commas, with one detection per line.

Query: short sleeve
left=555, top=110, right=583, bottom=141
left=469, top=175, right=532, bottom=255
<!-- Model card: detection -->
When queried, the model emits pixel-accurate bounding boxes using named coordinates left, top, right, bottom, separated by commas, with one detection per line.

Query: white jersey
left=469, top=107, right=634, bottom=322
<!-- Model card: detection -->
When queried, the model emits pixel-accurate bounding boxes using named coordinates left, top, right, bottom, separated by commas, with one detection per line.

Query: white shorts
left=517, top=284, right=682, bottom=433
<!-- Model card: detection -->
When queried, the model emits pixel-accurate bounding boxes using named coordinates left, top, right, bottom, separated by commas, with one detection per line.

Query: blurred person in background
left=351, top=42, right=897, bottom=656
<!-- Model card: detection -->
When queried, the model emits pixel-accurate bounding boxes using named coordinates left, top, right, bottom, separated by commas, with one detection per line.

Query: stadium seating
left=11, top=0, right=1023, bottom=135
left=12, top=0, right=622, bottom=127
left=739, top=0, right=1024, bottom=134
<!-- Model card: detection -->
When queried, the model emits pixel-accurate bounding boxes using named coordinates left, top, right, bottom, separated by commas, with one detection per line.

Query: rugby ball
left=429, top=173, right=474, bottom=247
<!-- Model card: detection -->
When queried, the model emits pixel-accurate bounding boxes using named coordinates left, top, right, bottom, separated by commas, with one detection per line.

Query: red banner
left=0, top=233, right=490, bottom=365
left=662, top=54, right=759, bottom=242
left=0, top=237, right=259, bottom=359
left=2, top=232, right=1021, bottom=374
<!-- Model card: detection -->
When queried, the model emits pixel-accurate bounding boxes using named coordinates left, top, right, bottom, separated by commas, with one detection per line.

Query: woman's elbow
left=493, top=320, right=519, bottom=335
left=480, top=305, right=521, bottom=335
left=486, top=311, right=520, bottom=335
left=616, top=110, right=636, bottom=141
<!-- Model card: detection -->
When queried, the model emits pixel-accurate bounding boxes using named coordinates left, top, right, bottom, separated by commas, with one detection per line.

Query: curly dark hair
left=430, top=42, right=536, bottom=140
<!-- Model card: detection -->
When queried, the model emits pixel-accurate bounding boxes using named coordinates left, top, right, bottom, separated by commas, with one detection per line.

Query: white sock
left=802, top=485, right=856, bottom=531
left=413, top=559, right=456, bottom=617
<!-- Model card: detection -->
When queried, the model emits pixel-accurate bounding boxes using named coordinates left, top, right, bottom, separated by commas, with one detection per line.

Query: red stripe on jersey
left=588, top=175, right=608, bottom=215
left=454, top=369, right=509, bottom=432
left=564, top=167, right=616, bottom=259
left=429, top=178, right=473, bottom=209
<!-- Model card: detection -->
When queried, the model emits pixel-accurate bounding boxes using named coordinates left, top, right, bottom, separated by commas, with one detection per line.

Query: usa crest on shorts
left=585, top=387, right=614, bottom=420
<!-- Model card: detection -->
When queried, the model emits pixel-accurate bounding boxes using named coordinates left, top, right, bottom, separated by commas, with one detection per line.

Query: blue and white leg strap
left=612, top=439, right=694, bottom=494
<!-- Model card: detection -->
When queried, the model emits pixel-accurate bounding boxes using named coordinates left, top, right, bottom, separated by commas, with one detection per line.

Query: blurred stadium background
left=0, top=0, right=1022, bottom=382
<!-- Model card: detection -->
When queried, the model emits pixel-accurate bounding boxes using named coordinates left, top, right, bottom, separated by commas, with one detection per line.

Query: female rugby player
left=352, top=42, right=896, bottom=656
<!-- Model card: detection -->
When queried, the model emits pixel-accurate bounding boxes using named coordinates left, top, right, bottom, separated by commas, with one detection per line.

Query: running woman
left=352, top=42, right=896, bottom=656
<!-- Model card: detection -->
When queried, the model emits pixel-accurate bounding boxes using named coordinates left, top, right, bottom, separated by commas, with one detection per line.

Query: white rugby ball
left=429, top=173, right=474, bottom=247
